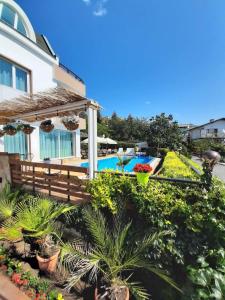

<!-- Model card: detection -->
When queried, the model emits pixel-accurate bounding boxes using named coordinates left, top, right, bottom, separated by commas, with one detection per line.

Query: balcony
left=200, top=132, right=225, bottom=138
left=53, top=63, right=86, bottom=96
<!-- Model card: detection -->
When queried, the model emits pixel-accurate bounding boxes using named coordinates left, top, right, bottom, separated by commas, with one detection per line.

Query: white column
left=30, top=127, right=40, bottom=161
left=88, top=107, right=94, bottom=179
left=74, top=129, right=81, bottom=157
left=87, top=107, right=98, bottom=179
left=93, top=109, right=98, bottom=173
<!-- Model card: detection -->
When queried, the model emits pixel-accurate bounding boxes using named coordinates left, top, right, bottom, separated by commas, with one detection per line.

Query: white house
left=188, top=118, right=225, bottom=141
left=0, top=0, right=86, bottom=161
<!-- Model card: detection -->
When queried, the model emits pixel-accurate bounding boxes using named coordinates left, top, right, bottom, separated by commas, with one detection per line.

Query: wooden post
left=32, top=165, right=35, bottom=193
left=67, top=170, right=70, bottom=202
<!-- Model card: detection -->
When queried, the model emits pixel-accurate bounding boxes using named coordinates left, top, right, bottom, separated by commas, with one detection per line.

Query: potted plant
left=40, top=120, right=54, bottom=133
left=22, top=124, right=35, bottom=135
left=36, top=235, right=60, bottom=274
left=12, top=197, right=75, bottom=272
left=61, top=116, right=79, bottom=131
left=133, top=163, right=153, bottom=186
left=0, top=129, right=5, bottom=138
left=3, top=124, right=17, bottom=136
left=116, top=156, right=132, bottom=172
left=60, top=208, right=181, bottom=300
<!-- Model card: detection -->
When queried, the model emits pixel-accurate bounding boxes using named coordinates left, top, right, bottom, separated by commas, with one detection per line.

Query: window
left=0, top=57, right=29, bottom=92
left=40, top=130, right=74, bottom=159
left=4, top=131, right=28, bottom=158
left=0, top=3, right=27, bottom=37
left=16, top=67, right=27, bottom=91
left=0, top=58, right=12, bottom=87
left=17, top=17, right=26, bottom=36
left=1, top=4, right=15, bottom=27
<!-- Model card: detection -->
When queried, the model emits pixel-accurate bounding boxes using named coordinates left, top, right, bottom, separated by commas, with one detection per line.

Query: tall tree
left=147, top=113, right=182, bottom=152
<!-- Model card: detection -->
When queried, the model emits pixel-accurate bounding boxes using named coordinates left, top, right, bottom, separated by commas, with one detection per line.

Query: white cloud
left=82, top=0, right=91, bottom=5
left=93, top=0, right=108, bottom=17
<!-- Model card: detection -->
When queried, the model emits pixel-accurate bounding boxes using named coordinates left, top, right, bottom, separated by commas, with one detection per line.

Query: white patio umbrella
left=104, top=138, right=117, bottom=145
left=81, top=136, right=106, bottom=144
left=81, top=137, right=117, bottom=145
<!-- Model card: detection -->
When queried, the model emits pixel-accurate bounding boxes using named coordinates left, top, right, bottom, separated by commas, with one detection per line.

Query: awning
left=0, top=87, right=100, bottom=124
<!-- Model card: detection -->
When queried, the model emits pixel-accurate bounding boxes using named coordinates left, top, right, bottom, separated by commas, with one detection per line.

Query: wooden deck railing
left=9, top=159, right=90, bottom=202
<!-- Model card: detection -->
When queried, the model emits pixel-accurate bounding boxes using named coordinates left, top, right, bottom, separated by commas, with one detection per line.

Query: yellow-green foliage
left=180, top=154, right=203, bottom=173
left=162, top=152, right=198, bottom=179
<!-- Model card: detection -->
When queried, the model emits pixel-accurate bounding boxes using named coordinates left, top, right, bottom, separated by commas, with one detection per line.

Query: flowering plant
left=133, top=164, right=153, bottom=173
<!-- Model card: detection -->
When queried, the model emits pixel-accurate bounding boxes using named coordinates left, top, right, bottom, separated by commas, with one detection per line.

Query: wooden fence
left=9, top=159, right=90, bottom=202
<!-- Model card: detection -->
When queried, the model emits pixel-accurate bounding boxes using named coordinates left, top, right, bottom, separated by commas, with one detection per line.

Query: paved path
left=192, top=156, right=225, bottom=182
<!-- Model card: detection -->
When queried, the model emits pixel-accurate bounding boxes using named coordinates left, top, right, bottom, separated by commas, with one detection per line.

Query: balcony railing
left=59, top=63, right=84, bottom=84
left=200, top=132, right=225, bottom=138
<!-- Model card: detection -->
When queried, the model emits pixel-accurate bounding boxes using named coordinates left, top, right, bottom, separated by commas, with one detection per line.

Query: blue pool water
left=81, top=156, right=153, bottom=172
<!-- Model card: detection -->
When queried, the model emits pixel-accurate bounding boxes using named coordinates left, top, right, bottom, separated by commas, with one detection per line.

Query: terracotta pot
left=40, top=123, right=54, bottom=133
left=62, top=121, right=79, bottom=131
left=0, top=130, right=5, bottom=137
left=22, top=127, right=34, bottom=135
left=94, top=287, right=129, bottom=300
left=36, top=250, right=60, bottom=273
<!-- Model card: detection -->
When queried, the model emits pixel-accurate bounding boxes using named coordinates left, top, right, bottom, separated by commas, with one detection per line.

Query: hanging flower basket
left=61, top=116, right=79, bottom=131
left=0, top=130, right=5, bottom=138
left=40, top=120, right=54, bottom=133
left=22, top=124, right=35, bottom=135
left=3, top=125, right=17, bottom=136
left=133, top=163, right=153, bottom=186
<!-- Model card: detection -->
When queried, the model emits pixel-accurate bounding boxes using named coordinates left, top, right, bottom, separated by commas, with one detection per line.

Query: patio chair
left=117, top=148, right=124, bottom=155
left=102, top=149, right=107, bottom=156
left=124, top=148, right=135, bottom=156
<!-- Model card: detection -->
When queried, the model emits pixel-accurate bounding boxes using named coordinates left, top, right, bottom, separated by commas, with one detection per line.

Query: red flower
left=133, top=163, right=153, bottom=173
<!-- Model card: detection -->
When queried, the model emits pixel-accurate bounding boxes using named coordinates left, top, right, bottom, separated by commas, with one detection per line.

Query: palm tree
left=60, top=208, right=181, bottom=299
left=0, top=196, right=76, bottom=244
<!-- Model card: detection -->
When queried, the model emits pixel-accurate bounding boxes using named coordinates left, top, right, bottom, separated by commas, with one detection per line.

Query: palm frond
left=125, top=281, right=150, bottom=300
left=138, top=261, right=182, bottom=293
left=83, top=207, right=109, bottom=250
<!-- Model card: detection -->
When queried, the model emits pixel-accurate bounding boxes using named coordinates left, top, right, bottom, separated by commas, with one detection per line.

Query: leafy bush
left=88, top=172, right=225, bottom=299
left=87, top=172, right=134, bottom=213
left=161, top=152, right=198, bottom=179
left=180, top=154, right=203, bottom=173
left=187, top=249, right=225, bottom=299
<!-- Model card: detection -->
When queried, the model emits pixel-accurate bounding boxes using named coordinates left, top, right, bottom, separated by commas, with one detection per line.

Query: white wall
left=189, top=120, right=225, bottom=140
left=0, top=26, right=57, bottom=97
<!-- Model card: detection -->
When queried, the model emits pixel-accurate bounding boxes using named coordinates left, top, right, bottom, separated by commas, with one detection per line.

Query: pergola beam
left=0, top=87, right=100, bottom=180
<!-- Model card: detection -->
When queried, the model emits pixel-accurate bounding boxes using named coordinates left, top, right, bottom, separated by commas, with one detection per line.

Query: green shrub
left=161, top=152, right=198, bottom=179
left=180, top=154, right=203, bottom=173
left=87, top=172, right=134, bottom=213
left=88, top=172, right=225, bottom=299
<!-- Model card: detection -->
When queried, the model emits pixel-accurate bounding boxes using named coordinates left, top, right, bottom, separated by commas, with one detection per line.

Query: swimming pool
left=80, top=156, right=154, bottom=172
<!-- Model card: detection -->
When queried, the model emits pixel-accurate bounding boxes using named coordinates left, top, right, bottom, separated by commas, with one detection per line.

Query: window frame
left=0, top=2, right=28, bottom=37
left=0, top=56, right=30, bottom=93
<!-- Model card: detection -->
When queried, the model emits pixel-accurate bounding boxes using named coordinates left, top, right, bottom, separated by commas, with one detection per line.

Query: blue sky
left=17, top=0, right=225, bottom=124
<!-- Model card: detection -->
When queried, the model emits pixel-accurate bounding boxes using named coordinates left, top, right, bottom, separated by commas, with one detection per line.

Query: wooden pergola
left=0, top=87, right=100, bottom=179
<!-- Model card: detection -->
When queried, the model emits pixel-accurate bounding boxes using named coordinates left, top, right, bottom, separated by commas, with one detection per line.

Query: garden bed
left=160, top=151, right=200, bottom=179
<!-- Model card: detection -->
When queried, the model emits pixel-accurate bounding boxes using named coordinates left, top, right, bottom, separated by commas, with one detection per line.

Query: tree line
left=95, top=112, right=183, bottom=151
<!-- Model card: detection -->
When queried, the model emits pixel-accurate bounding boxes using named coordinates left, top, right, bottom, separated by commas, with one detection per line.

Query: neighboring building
left=0, top=0, right=86, bottom=161
left=178, top=123, right=196, bottom=133
left=188, top=118, right=225, bottom=141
